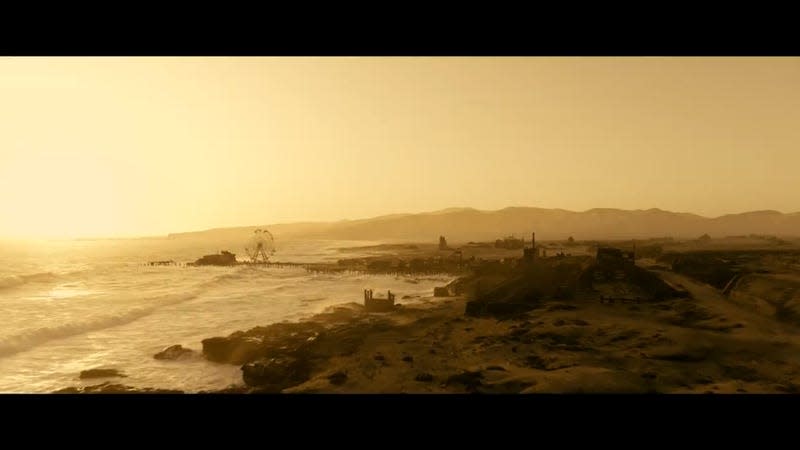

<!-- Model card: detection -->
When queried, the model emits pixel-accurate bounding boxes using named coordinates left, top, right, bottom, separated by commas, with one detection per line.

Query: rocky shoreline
left=58, top=289, right=800, bottom=394
left=52, top=247, right=800, bottom=394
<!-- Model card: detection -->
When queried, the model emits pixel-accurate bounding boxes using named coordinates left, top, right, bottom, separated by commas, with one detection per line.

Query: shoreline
left=58, top=285, right=800, bottom=394
left=54, top=244, right=800, bottom=394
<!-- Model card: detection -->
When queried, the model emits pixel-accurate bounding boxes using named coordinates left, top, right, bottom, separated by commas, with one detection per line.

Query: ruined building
left=434, top=286, right=451, bottom=297
left=364, top=289, right=395, bottom=312
left=439, top=236, right=449, bottom=250
left=593, top=246, right=636, bottom=283
left=596, top=247, right=635, bottom=268
left=192, top=250, right=237, bottom=266
left=522, top=232, right=537, bottom=262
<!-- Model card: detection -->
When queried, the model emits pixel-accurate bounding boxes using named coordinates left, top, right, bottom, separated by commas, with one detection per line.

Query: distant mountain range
left=167, top=207, right=800, bottom=242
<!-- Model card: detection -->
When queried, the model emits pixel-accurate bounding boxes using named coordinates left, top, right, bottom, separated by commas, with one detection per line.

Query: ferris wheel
left=244, top=229, right=275, bottom=263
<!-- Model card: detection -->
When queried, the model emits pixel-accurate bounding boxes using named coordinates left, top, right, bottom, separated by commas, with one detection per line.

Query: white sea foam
left=0, top=291, right=202, bottom=357
left=0, top=272, right=58, bottom=290
left=0, top=238, right=451, bottom=393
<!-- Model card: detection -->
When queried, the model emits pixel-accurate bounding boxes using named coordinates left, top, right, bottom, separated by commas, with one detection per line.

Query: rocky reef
left=55, top=243, right=800, bottom=394
left=54, top=382, right=183, bottom=394
left=200, top=304, right=390, bottom=392
left=154, top=344, right=195, bottom=360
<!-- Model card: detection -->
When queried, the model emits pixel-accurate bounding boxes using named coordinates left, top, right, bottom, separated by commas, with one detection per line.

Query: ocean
left=0, top=237, right=451, bottom=393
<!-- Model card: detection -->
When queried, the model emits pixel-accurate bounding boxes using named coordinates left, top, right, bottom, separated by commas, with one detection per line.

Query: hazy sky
left=1, top=57, right=798, bottom=238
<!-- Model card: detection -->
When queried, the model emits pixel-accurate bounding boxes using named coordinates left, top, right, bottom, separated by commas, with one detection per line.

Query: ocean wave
left=194, top=267, right=265, bottom=289
left=203, top=272, right=245, bottom=285
left=0, top=266, right=101, bottom=291
left=0, top=264, right=321, bottom=357
left=0, top=291, right=201, bottom=358
left=0, top=272, right=59, bottom=290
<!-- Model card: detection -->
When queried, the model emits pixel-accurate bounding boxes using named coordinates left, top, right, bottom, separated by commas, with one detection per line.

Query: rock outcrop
left=54, top=382, right=182, bottom=394
left=200, top=305, right=394, bottom=390
left=241, top=356, right=312, bottom=392
left=154, top=344, right=195, bottom=360
left=202, top=321, right=326, bottom=365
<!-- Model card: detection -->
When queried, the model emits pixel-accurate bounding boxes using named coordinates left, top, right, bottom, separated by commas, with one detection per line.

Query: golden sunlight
left=0, top=150, right=122, bottom=238
left=0, top=57, right=798, bottom=239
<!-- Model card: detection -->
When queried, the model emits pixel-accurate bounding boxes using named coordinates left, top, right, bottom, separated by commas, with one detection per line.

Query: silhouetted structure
left=193, top=251, right=237, bottom=266
left=439, top=236, right=449, bottom=250
left=596, top=247, right=635, bottom=268
left=364, top=289, right=395, bottom=312
left=245, top=229, right=275, bottom=263
left=148, top=260, right=176, bottom=266
left=523, top=232, right=537, bottom=262
left=495, top=235, right=525, bottom=249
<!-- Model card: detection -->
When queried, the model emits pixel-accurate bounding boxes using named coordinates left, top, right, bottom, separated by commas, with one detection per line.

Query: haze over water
left=1, top=57, right=798, bottom=394
left=0, top=238, right=451, bottom=392
left=2, top=58, right=798, bottom=240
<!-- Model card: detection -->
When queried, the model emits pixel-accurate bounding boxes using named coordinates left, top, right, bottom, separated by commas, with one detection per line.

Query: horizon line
left=5, top=205, right=798, bottom=241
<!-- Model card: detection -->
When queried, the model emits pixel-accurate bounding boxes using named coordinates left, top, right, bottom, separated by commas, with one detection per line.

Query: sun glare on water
left=46, top=283, right=94, bottom=300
